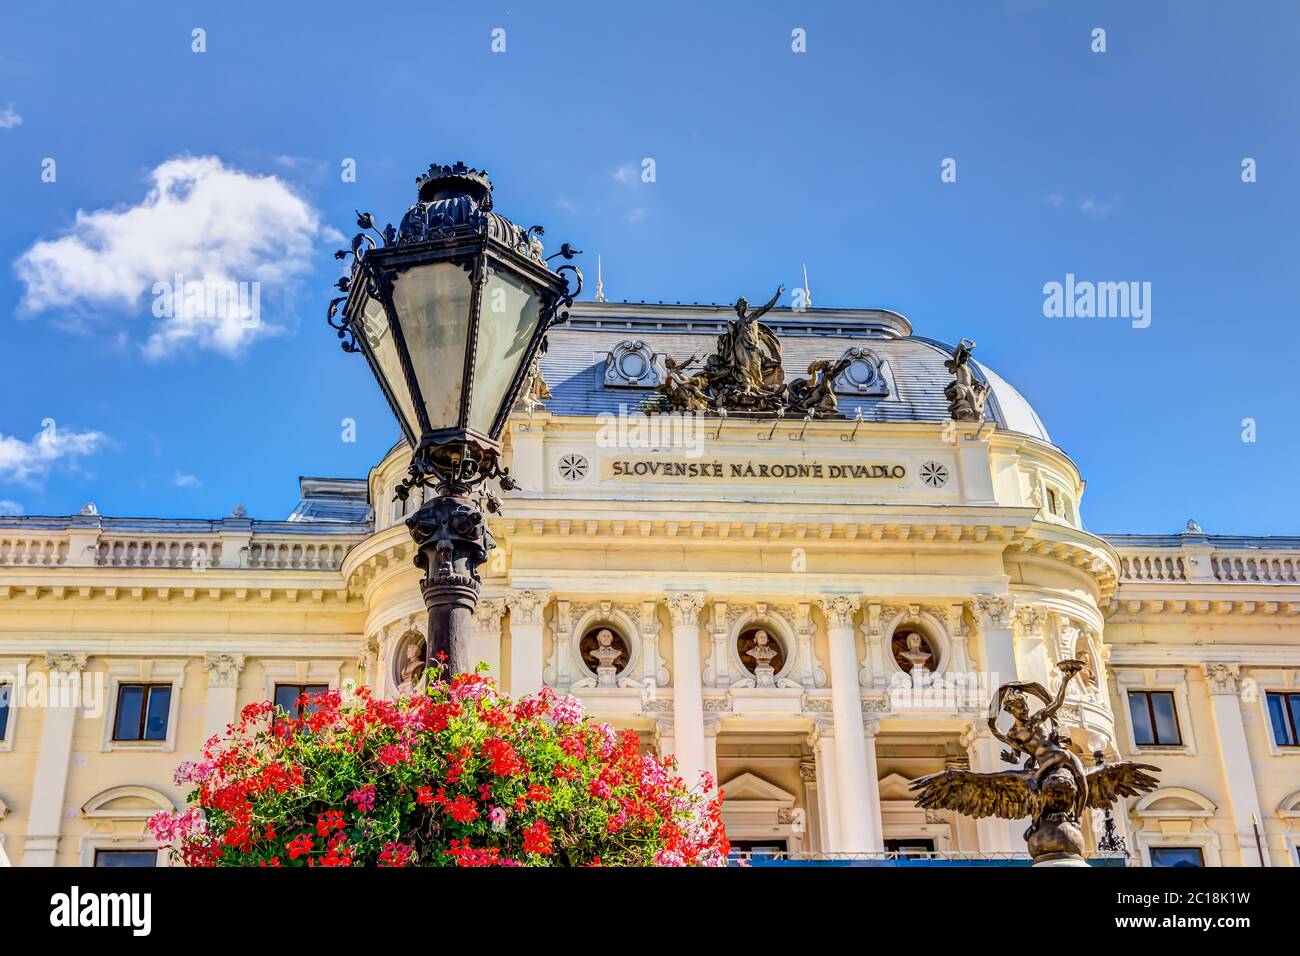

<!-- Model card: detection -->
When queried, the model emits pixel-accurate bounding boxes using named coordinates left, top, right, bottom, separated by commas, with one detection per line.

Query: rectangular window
left=273, top=683, right=329, bottom=719
left=885, top=838, right=936, bottom=856
left=0, top=682, right=11, bottom=742
left=1128, top=690, right=1182, bottom=746
left=112, top=683, right=172, bottom=742
left=1266, top=692, right=1300, bottom=747
left=94, top=849, right=158, bottom=868
left=1150, top=846, right=1203, bottom=868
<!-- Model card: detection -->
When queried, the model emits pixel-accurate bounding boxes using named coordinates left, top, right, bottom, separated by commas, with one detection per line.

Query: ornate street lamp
left=327, top=162, right=581, bottom=675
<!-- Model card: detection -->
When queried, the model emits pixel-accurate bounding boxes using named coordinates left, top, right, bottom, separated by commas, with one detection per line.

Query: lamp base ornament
left=406, top=494, right=496, bottom=676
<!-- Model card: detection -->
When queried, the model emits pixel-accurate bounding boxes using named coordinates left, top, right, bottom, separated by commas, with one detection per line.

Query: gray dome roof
left=537, top=302, right=1052, bottom=443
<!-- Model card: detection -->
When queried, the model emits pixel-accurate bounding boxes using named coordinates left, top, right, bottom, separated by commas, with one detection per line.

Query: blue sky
left=1, top=0, right=1297, bottom=535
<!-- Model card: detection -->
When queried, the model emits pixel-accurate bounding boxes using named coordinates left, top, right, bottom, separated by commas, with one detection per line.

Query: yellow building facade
left=1, top=300, right=1297, bottom=867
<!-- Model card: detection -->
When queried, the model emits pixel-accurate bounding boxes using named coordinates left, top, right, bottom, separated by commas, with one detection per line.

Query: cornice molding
left=1106, top=597, right=1300, bottom=619
left=0, top=581, right=356, bottom=606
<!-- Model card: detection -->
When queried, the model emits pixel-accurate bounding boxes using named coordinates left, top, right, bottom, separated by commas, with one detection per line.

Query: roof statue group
left=911, top=660, right=1160, bottom=866
left=651, top=285, right=991, bottom=422
left=654, top=285, right=849, bottom=418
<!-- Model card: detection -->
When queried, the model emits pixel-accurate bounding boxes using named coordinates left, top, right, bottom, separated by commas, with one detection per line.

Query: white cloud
left=173, top=472, right=201, bottom=488
left=625, top=207, right=646, bottom=224
left=0, top=103, right=20, bottom=129
left=15, top=155, right=331, bottom=359
left=1045, top=189, right=1064, bottom=208
left=0, top=500, right=23, bottom=516
left=0, top=425, right=108, bottom=485
left=1079, top=195, right=1114, bottom=219
left=612, top=162, right=639, bottom=184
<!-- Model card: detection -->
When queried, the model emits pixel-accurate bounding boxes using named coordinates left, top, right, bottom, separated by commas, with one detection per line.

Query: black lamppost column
left=327, top=162, right=580, bottom=677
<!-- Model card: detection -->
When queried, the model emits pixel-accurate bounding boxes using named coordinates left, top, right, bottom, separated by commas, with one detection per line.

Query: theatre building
left=1, top=297, right=1298, bottom=867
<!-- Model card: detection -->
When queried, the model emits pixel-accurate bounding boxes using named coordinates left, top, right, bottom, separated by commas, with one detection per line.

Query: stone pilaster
left=504, top=590, right=550, bottom=698
left=664, top=592, right=707, bottom=787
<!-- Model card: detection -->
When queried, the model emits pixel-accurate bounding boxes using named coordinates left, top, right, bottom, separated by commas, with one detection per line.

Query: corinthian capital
left=44, top=652, right=88, bottom=675
left=664, top=592, right=705, bottom=626
left=975, top=596, right=1010, bottom=629
left=204, top=652, right=246, bottom=688
left=1202, top=662, right=1241, bottom=696
left=504, top=590, right=551, bottom=626
left=472, top=598, right=506, bottom=635
left=818, top=595, right=861, bottom=630
left=1012, top=602, right=1047, bottom=635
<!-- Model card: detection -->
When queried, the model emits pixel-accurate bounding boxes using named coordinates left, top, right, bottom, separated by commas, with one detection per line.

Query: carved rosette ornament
left=204, top=652, right=246, bottom=689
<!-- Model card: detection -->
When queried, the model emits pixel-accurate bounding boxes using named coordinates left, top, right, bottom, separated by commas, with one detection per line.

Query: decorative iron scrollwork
left=325, top=296, right=359, bottom=353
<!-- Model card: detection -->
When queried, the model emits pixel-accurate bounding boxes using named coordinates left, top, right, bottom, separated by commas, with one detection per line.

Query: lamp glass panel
left=358, top=293, right=421, bottom=440
left=388, top=261, right=474, bottom=431
left=469, top=269, right=542, bottom=437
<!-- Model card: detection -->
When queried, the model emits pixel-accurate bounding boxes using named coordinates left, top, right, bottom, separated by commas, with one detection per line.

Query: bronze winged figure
left=911, top=659, right=1160, bottom=866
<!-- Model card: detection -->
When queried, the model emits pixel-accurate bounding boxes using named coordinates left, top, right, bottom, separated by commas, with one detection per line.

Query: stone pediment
left=719, top=772, right=796, bottom=807
left=877, top=772, right=916, bottom=802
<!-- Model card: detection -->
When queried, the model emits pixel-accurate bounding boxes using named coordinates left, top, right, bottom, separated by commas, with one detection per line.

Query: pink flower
left=174, top=759, right=216, bottom=785
left=488, top=806, right=507, bottom=832
left=147, top=807, right=205, bottom=843
left=552, top=694, right=584, bottom=726
left=654, top=848, right=686, bottom=867
left=348, top=785, right=376, bottom=812
left=593, top=721, right=617, bottom=758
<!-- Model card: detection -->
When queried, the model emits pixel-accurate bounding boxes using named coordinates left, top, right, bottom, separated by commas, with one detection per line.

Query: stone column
left=799, top=761, right=821, bottom=853
left=1202, top=663, right=1268, bottom=866
left=470, top=599, right=505, bottom=678
left=808, top=719, right=841, bottom=852
left=819, top=596, right=878, bottom=853
left=664, top=592, right=707, bottom=787
left=202, top=652, right=245, bottom=743
left=962, top=721, right=1019, bottom=853
left=1012, top=603, right=1050, bottom=687
left=860, top=601, right=888, bottom=689
left=504, top=590, right=550, bottom=698
left=654, top=718, right=675, bottom=766
left=23, top=653, right=87, bottom=866
left=974, top=597, right=1017, bottom=686
left=636, top=600, right=668, bottom=691
left=861, top=719, right=884, bottom=852
left=703, top=718, right=721, bottom=793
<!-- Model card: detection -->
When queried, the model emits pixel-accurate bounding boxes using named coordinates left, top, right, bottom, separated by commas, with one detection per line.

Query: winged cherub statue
left=911, top=659, right=1159, bottom=866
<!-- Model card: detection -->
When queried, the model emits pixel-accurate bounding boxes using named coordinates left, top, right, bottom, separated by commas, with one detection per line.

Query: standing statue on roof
left=717, top=285, right=786, bottom=398
left=944, top=338, right=990, bottom=422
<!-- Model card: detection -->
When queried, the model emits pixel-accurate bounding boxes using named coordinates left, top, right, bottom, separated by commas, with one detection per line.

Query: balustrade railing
left=0, top=534, right=68, bottom=567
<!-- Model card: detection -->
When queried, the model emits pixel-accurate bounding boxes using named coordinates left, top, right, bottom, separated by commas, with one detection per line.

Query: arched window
left=392, top=628, right=427, bottom=692
left=579, top=625, right=632, bottom=687
left=891, top=626, right=937, bottom=675
left=738, top=626, right=787, bottom=684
